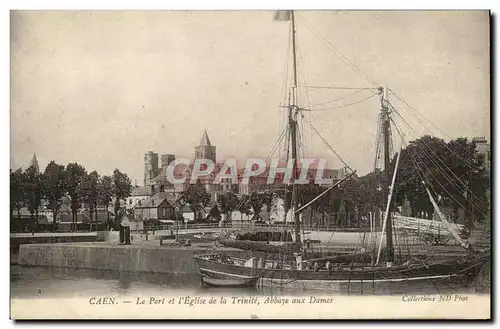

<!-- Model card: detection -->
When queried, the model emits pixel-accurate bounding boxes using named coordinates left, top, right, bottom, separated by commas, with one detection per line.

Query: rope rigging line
left=295, top=35, right=313, bottom=159
left=392, top=120, right=466, bottom=237
left=389, top=89, right=483, bottom=171
left=389, top=103, right=489, bottom=213
left=297, top=13, right=381, bottom=88
left=391, top=117, right=488, bottom=220
left=297, top=85, right=379, bottom=91
left=392, top=115, right=489, bottom=220
left=407, top=132, right=489, bottom=217
left=265, top=125, right=290, bottom=164
left=373, top=112, right=384, bottom=171
left=278, top=22, right=292, bottom=136
left=299, top=113, right=355, bottom=173
left=412, top=143, right=486, bottom=222
left=412, top=144, right=489, bottom=220
left=391, top=119, right=474, bottom=246
left=305, top=93, right=378, bottom=112
left=385, top=121, right=407, bottom=254
left=392, top=118, right=471, bottom=240
left=309, top=88, right=368, bottom=108
left=389, top=88, right=455, bottom=141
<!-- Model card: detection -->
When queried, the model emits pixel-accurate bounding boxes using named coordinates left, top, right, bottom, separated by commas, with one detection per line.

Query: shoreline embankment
left=15, top=228, right=472, bottom=275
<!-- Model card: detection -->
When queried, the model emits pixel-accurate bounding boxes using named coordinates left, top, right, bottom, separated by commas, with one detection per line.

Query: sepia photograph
left=9, top=8, right=491, bottom=320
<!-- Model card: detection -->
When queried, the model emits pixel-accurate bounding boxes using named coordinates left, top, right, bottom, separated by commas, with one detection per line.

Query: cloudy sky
left=10, top=10, right=489, bottom=183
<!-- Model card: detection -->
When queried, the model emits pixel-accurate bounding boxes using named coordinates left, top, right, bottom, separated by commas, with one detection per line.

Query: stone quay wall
left=17, top=243, right=253, bottom=274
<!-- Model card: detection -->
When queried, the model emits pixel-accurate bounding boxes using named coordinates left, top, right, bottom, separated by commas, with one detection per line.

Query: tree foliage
left=249, top=191, right=264, bottom=220
left=10, top=168, right=25, bottom=219
left=43, top=161, right=67, bottom=232
left=218, top=192, right=239, bottom=214
left=98, top=175, right=114, bottom=229
left=65, top=163, right=87, bottom=229
left=10, top=158, right=136, bottom=232
left=238, top=195, right=253, bottom=216
left=112, top=169, right=132, bottom=216
left=24, top=165, right=43, bottom=223
left=81, top=171, right=100, bottom=226
left=180, top=182, right=211, bottom=212
left=393, top=135, right=489, bottom=226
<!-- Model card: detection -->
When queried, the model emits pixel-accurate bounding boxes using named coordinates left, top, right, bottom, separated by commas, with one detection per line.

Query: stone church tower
left=144, top=151, right=159, bottom=186
left=30, top=153, right=39, bottom=173
left=195, top=129, right=216, bottom=163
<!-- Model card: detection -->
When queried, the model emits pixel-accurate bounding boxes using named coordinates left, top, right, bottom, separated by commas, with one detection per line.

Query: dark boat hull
left=193, top=250, right=489, bottom=294
left=219, top=239, right=301, bottom=254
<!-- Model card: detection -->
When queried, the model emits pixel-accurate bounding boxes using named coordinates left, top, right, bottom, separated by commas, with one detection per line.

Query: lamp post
left=175, top=206, right=180, bottom=241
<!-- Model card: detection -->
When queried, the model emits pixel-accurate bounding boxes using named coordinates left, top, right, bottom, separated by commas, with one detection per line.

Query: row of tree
left=10, top=161, right=133, bottom=231
left=179, top=182, right=275, bottom=223
left=13, top=135, right=486, bottom=231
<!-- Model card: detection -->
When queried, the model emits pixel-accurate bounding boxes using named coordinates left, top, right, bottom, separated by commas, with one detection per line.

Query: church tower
left=30, top=153, right=39, bottom=173
left=144, top=151, right=159, bottom=186
left=195, top=129, right=216, bottom=163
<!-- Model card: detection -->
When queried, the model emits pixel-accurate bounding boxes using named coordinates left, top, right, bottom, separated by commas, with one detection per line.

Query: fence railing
left=135, top=222, right=375, bottom=233
left=140, top=223, right=220, bottom=232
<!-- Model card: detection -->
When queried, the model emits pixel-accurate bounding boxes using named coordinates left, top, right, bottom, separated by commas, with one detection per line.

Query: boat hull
left=201, top=275, right=260, bottom=288
left=193, top=250, right=489, bottom=294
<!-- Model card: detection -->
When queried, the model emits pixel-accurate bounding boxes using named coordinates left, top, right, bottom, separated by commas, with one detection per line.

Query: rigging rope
left=390, top=104, right=489, bottom=214
left=297, top=13, right=381, bottom=88
left=309, top=88, right=370, bottom=107
left=300, top=113, right=354, bottom=173
left=390, top=117, right=488, bottom=221
left=373, top=112, right=384, bottom=171
left=305, top=93, right=377, bottom=112
left=391, top=118, right=471, bottom=241
left=298, top=85, right=379, bottom=90
left=265, top=125, right=289, bottom=163
left=389, top=89, right=484, bottom=171
left=414, top=146, right=489, bottom=219
left=278, top=21, right=292, bottom=142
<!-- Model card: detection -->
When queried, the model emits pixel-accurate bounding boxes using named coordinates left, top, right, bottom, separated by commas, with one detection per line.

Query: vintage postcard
left=9, top=9, right=491, bottom=320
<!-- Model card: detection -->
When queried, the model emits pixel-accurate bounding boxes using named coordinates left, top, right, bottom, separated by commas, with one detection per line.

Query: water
left=11, top=266, right=245, bottom=299
left=11, top=265, right=485, bottom=299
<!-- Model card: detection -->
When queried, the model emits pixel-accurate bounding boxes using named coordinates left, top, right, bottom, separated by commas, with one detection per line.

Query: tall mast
left=289, top=10, right=301, bottom=244
left=381, top=87, right=394, bottom=264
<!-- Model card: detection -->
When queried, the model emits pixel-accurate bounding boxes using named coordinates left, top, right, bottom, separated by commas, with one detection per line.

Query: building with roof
left=10, top=207, right=50, bottom=232
left=237, top=166, right=342, bottom=195
left=133, top=191, right=181, bottom=223
left=195, top=129, right=216, bottom=163
left=30, top=153, right=39, bottom=173
left=126, top=186, right=153, bottom=210
left=473, top=136, right=490, bottom=173
left=144, top=151, right=161, bottom=186
left=181, top=203, right=207, bottom=222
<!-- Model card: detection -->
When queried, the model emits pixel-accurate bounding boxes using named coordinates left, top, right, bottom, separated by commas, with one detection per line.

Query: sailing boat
left=193, top=10, right=490, bottom=293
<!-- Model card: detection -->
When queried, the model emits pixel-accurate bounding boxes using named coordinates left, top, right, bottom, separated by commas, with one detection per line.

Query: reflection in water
left=11, top=266, right=266, bottom=299
left=11, top=265, right=484, bottom=299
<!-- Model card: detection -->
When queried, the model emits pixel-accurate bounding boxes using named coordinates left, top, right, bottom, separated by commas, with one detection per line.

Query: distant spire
left=30, top=153, right=39, bottom=173
left=199, top=129, right=212, bottom=146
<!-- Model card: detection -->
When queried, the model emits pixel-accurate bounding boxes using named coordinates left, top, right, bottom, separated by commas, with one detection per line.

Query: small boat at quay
left=200, top=275, right=260, bottom=288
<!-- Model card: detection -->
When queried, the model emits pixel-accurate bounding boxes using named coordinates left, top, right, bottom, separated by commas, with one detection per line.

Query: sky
left=10, top=10, right=490, bottom=184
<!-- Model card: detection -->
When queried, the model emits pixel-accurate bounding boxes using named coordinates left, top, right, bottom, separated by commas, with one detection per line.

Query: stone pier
left=17, top=243, right=253, bottom=274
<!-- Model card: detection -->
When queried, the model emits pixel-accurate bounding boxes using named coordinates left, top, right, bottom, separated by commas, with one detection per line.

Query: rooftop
left=199, top=129, right=212, bottom=146
left=130, top=186, right=153, bottom=196
left=134, top=191, right=180, bottom=209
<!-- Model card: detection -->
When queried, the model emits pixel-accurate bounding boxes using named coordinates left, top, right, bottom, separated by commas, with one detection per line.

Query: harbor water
left=11, top=265, right=486, bottom=300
